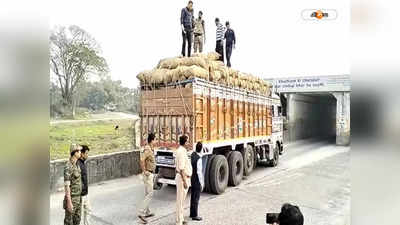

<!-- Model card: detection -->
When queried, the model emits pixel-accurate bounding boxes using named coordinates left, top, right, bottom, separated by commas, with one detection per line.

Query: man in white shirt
left=175, top=135, right=192, bottom=225
left=190, top=142, right=204, bottom=221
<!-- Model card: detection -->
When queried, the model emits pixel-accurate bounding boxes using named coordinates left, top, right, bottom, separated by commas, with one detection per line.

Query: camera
left=266, top=213, right=279, bottom=224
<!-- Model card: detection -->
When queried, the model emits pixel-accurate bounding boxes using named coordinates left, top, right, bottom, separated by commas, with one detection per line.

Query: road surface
left=50, top=138, right=350, bottom=225
left=50, top=112, right=139, bottom=125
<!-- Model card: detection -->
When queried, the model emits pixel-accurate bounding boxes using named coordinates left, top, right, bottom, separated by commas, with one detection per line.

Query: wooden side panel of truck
left=140, top=82, right=273, bottom=150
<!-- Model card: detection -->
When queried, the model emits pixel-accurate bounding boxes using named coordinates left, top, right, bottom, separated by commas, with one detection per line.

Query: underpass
left=267, top=75, right=351, bottom=146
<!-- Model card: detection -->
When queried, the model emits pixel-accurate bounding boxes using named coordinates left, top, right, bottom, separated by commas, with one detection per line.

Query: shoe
left=145, top=213, right=155, bottom=218
left=192, top=216, right=202, bottom=221
left=138, top=215, right=148, bottom=224
left=183, top=220, right=188, bottom=225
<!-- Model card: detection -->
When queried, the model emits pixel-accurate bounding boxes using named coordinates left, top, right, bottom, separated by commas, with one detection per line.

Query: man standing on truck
left=181, top=1, right=194, bottom=57
left=193, top=11, right=205, bottom=53
left=175, top=135, right=192, bottom=225
left=224, top=21, right=236, bottom=67
left=189, top=142, right=204, bottom=221
left=215, top=17, right=226, bottom=62
left=137, top=133, right=156, bottom=224
left=63, top=144, right=82, bottom=225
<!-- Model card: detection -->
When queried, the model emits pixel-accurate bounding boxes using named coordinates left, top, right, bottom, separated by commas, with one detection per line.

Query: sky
left=50, top=0, right=349, bottom=88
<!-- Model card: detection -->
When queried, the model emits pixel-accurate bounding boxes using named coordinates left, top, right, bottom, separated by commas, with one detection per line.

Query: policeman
left=137, top=133, right=156, bottom=224
left=64, top=144, right=83, bottom=225
left=175, top=135, right=192, bottom=225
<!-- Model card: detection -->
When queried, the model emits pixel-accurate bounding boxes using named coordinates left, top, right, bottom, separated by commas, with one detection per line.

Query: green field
left=50, top=119, right=137, bottom=160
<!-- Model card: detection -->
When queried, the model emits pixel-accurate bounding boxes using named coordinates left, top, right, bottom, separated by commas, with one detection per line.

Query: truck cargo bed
left=140, top=78, right=275, bottom=150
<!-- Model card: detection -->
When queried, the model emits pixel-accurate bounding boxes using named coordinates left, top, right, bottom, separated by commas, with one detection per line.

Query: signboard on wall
left=266, top=75, right=351, bottom=93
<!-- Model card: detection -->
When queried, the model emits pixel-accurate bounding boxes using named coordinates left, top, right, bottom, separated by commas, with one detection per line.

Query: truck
left=139, top=77, right=283, bottom=194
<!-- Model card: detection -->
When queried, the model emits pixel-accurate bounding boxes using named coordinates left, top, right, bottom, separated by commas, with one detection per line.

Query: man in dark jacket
left=190, top=142, right=204, bottom=221
left=78, top=145, right=91, bottom=225
left=224, top=21, right=236, bottom=67
left=180, top=1, right=194, bottom=57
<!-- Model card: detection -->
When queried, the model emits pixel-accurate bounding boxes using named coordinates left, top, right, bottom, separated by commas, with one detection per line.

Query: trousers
left=189, top=186, right=201, bottom=217
left=80, top=195, right=91, bottom=225
left=137, top=173, right=154, bottom=216
left=181, top=28, right=193, bottom=57
left=193, top=34, right=203, bottom=53
left=64, top=196, right=82, bottom=225
left=215, top=40, right=224, bottom=62
left=175, top=173, right=189, bottom=225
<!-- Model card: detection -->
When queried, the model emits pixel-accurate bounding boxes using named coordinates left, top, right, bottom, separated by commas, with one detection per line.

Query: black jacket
left=224, top=28, right=236, bottom=46
left=191, top=152, right=201, bottom=189
left=77, top=158, right=88, bottom=196
left=181, top=7, right=193, bottom=29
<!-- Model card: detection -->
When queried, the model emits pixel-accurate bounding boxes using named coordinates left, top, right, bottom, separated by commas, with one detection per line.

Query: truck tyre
left=210, top=155, right=229, bottom=194
left=243, top=145, right=255, bottom=176
left=269, top=146, right=279, bottom=167
left=228, top=151, right=243, bottom=186
left=225, top=151, right=233, bottom=160
left=204, top=155, right=216, bottom=193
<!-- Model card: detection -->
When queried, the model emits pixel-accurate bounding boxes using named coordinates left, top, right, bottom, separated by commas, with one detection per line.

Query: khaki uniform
left=64, top=159, right=82, bottom=225
left=138, top=144, right=156, bottom=217
left=175, top=146, right=193, bottom=225
left=193, top=18, right=204, bottom=53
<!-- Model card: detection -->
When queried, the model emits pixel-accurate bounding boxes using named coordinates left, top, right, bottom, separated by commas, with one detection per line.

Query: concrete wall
left=286, top=94, right=336, bottom=142
left=50, top=150, right=141, bottom=193
left=333, top=92, right=351, bottom=146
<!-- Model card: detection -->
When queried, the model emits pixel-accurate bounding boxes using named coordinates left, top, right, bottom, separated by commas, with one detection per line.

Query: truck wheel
left=204, top=155, right=216, bottom=193
left=269, top=146, right=279, bottom=167
left=228, top=151, right=243, bottom=186
left=243, top=145, right=255, bottom=176
left=210, top=155, right=229, bottom=194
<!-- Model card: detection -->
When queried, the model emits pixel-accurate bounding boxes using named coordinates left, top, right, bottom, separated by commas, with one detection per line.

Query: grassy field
left=50, top=119, right=137, bottom=160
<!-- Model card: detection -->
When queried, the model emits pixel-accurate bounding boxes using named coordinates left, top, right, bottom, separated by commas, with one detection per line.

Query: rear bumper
left=157, top=177, right=176, bottom=185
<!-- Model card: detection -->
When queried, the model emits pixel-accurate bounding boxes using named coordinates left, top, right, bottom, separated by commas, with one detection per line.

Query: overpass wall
left=333, top=92, right=351, bottom=146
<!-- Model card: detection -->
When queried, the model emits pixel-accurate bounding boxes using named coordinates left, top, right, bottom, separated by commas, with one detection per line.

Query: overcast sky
left=50, top=0, right=349, bottom=88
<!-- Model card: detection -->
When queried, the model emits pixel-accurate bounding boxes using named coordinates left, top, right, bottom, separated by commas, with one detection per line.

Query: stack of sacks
left=136, top=52, right=271, bottom=96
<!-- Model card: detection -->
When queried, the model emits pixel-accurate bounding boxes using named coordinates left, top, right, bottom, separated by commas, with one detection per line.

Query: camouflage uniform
left=64, top=159, right=82, bottom=225
left=137, top=144, right=156, bottom=217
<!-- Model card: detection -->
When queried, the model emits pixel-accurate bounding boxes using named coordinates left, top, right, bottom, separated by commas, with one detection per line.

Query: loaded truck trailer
left=139, top=77, right=283, bottom=194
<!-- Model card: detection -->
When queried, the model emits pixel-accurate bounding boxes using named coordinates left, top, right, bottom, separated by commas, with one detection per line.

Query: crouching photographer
left=266, top=203, right=304, bottom=225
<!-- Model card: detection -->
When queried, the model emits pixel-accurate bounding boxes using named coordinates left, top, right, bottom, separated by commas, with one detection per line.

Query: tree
left=50, top=25, right=108, bottom=117
left=79, top=78, right=141, bottom=114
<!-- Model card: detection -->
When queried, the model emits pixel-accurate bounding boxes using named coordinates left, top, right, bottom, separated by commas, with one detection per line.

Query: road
left=50, top=112, right=139, bottom=125
left=50, top=138, right=350, bottom=225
